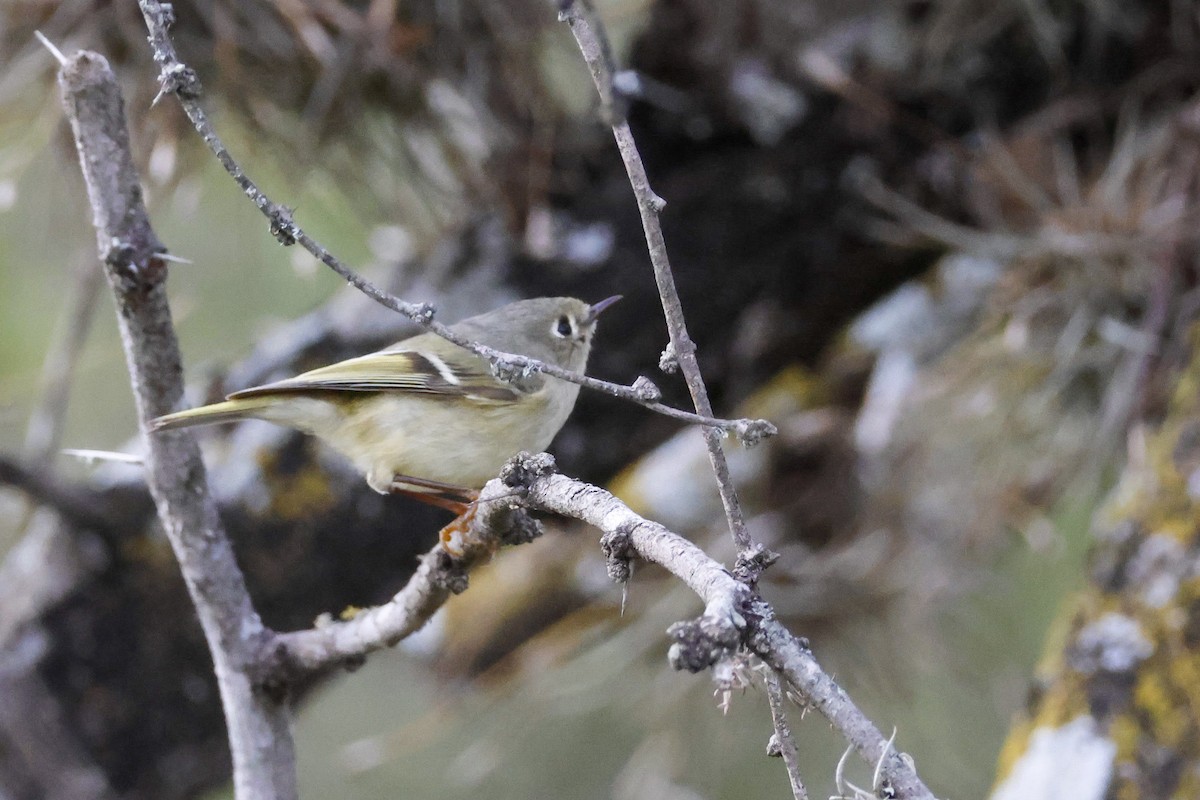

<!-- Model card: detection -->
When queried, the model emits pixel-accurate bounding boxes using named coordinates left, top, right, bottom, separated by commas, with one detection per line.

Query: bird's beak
left=585, top=295, right=623, bottom=324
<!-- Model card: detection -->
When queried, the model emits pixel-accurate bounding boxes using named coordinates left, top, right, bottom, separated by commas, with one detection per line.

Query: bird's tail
left=150, top=398, right=274, bottom=432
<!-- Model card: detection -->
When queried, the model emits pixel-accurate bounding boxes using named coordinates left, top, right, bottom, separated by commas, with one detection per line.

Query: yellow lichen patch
left=1135, top=428, right=1193, bottom=536
left=1031, top=673, right=1088, bottom=729
left=1172, top=766, right=1200, bottom=799
left=740, top=364, right=832, bottom=418
left=1163, top=652, right=1200, bottom=738
left=255, top=446, right=338, bottom=520
left=1106, top=328, right=1200, bottom=535
left=993, top=717, right=1036, bottom=783
left=339, top=605, right=363, bottom=621
left=1133, top=669, right=1189, bottom=749
left=1107, top=713, right=1141, bottom=761
left=1033, top=596, right=1088, bottom=678
left=1168, top=326, right=1200, bottom=415
left=1113, top=776, right=1141, bottom=800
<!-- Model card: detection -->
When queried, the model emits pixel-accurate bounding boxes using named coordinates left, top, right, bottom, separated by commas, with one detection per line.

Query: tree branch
left=750, top=608, right=932, bottom=800
left=263, top=480, right=542, bottom=677
left=557, top=0, right=761, bottom=569
left=766, top=670, right=809, bottom=800
left=133, top=0, right=774, bottom=444
left=56, top=48, right=297, bottom=800
left=262, top=452, right=937, bottom=799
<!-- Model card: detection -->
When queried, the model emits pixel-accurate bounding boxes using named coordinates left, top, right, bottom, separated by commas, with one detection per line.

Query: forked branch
left=56, top=48, right=297, bottom=800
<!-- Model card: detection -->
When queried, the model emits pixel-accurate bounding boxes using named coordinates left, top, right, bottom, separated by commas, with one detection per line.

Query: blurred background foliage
left=2, top=0, right=1200, bottom=798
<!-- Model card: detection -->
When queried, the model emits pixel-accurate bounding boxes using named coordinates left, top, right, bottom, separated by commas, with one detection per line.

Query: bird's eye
left=554, top=315, right=574, bottom=337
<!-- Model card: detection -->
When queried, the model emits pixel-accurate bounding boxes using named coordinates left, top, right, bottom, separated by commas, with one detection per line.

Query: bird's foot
left=388, top=474, right=482, bottom=557
left=437, top=501, right=479, bottom=558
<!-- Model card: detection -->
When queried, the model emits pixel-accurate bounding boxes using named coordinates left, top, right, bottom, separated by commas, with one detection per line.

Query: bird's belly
left=326, top=395, right=558, bottom=493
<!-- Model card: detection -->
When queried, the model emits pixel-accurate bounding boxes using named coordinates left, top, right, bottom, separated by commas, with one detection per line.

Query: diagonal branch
left=133, top=0, right=774, bottom=444
left=557, top=0, right=761, bottom=568
left=56, top=48, right=297, bottom=800
left=263, top=479, right=542, bottom=677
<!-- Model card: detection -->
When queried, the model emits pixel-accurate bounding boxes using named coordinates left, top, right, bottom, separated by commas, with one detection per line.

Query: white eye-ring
left=553, top=315, right=574, bottom=338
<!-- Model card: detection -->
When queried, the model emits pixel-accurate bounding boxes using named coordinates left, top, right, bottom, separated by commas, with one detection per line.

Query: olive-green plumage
left=151, top=296, right=617, bottom=493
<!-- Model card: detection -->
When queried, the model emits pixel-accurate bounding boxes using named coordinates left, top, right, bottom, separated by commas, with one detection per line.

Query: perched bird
left=152, top=296, right=619, bottom=546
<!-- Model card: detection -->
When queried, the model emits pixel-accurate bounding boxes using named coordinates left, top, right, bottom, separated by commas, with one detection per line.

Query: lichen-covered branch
left=56, top=49, right=297, bottom=800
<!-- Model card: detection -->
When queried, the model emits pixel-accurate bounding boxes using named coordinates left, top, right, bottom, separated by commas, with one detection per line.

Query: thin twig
left=55, top=47, right=297, bottom=800
left=749, top=604, right=933, bottom=800
left=765, top=670, right=809, bottom=800
left=557, top=0, right=762, bottom=566
left=134, top=0, right=774, bottom=443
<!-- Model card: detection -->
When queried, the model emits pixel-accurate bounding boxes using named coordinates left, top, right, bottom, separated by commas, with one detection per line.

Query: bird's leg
left=389, top=474, right=481, bottom=556
left=388, top=474, right=478, bottom=511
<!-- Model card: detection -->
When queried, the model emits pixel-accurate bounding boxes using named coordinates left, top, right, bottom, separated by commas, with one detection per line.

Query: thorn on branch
left=34, top=30, right=68, bottom=66
left=600, top=522, right=636, bottom=583
left=711, top=651, right=755, bottom=714
left=154, top=62, right=202, bottom=104
left=631, top=376, right=662, bottom=403
left=648, top=192, right=667, bottom=213
left=732, top=417, right=778, bottom=446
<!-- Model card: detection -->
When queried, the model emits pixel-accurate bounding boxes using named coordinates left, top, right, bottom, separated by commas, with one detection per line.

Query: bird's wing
left=228, top=349, right=526, bottom=405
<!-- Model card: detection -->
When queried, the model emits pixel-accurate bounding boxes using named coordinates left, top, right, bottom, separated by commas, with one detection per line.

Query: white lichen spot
left=1127, top=533, right=1185, bottom=609
left=1071, top=612, right=1154, bottom=674
left=990, top=716, right=1114, bottom=800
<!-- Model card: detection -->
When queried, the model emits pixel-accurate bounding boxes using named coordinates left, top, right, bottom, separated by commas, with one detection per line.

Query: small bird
left=152, top=296, right=619, bottom=547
